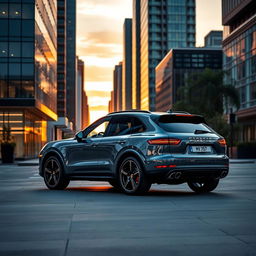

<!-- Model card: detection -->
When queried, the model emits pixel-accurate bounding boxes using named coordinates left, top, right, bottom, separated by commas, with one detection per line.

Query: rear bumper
left=145, top=155, right=229, bottom=183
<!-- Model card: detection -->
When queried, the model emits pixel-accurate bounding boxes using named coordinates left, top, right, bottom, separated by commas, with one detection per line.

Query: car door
left=66, top=117, right=111, bottom=175
left=93, top=115, right=134, bottom=176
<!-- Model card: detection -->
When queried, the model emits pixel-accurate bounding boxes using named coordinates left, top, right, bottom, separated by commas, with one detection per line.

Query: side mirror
left=75, top=131, right=84, bottom=142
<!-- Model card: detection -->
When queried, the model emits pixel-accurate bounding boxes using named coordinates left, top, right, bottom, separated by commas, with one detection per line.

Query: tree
left=173, top=68, right=240, bottom=141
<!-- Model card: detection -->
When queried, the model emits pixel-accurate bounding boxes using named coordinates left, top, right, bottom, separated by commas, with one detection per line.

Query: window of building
left=22, top=42, right=33, bottom=58
left=250, top=82, right=256, bottom=101
left=9, top=4, right=21, bottom=19
left=22, top=4, right=34, bottom=19
left=0, top=3, right=8, bottom=18
left=9, top=20, right=21, bottom=37
left=9, top=42, right=21, bottom=57
left=0, top=20, right=8, bottom=37
left=0, top=42, right=8, bottom=57
left=22, top=20, right=34, bottom=37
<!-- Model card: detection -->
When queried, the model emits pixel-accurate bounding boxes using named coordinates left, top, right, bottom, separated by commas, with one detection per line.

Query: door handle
left=117, top=140, right=126, bottom=145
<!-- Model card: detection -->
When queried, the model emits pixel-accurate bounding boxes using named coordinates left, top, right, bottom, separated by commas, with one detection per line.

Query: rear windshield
left=153, top=115, right=212, bottom=133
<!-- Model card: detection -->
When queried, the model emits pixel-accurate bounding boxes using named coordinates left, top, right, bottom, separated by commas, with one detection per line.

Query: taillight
left=218, top=138, right=226, bottom=146
left=154, top=165, right=177, bottom=168
left=148, top=138, right=181, bottom=145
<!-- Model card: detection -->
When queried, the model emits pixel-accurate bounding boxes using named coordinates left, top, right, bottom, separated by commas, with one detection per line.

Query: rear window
left=153, top=115, right=212, bottom=133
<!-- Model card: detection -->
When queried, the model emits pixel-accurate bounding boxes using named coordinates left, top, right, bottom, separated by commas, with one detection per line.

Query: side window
left=131, top=117, right=146, bottom=134
left=86, top=119, right=110, bottom=138
left=108, top=117, right=133, bottom=136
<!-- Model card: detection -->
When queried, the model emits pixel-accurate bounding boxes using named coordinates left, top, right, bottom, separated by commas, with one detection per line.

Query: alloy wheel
left=44, top=158, right=61, bottom=188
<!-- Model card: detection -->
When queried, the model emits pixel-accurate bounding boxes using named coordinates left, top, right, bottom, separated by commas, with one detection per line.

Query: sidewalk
left=16, top=158, right=39, bottom=166
left=229, top=159, right=255, bottom=164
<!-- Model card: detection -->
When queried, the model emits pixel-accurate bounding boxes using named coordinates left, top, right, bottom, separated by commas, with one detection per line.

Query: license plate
left=190, top=146, right=212, bottom=153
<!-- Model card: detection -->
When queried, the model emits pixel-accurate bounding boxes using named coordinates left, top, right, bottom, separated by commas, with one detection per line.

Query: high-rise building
left=155, top=48, right=223, bottom=111
left=108, top=91, right=114, bottom=113
left=76, top=57, right=82, bottom=131
left=53, top=0, right=73, bottom=140
left=122, top=18, right=133, bottom=111
left=66, top=0, right=76, bottom=130
left=132, top=0, right=141, bottom=109
left=113, top=62, right=123, bottom=111
left=0, top=0, right=57, bottom=158
left=138, top=0, right=195, bottom=111
left=204, top=30, right=223, bottom=48
left=82, top=90, right=89, bottom=128
left=222, top=0, right=256, bottom=143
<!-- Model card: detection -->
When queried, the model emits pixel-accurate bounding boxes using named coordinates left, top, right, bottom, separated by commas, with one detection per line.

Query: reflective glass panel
left=0, top=42, right=8, bottom=57
left=0, top=3, right=8, bottom=18
left=9, top=4, right=21, bottom=18
left=9, top=20, right=21, bottom=37
left=22, top=4, right=34, bottom=19
left=22, top=42, right=33, bottom=57
left=0, top=20, right=8, bottom=36
left=9, top=42, right=21, bottom=57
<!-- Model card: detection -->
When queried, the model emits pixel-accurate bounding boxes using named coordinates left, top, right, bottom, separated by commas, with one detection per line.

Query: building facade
left=132, top=0, right=141, bottom=109
left=0, top=0, right=57, bottom=158
left=222, top=0, right=256, bottom=143
left=66, top=0, right=76, bottom=131
left=155, top=48, right=222, bottom=111
left=122, top=18, right=133, bottom=111
left=113, top=62, right=123, bottom=111
left=204, top=30, right=223, bottom=48
left=139, top=0, right=195, bottom=111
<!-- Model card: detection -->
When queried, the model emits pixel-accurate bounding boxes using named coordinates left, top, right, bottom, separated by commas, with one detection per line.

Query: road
left=0, top=162, right=255, bottom=256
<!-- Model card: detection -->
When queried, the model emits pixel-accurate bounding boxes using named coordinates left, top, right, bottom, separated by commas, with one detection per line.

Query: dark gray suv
left=39, top=110, right=229, bottom=194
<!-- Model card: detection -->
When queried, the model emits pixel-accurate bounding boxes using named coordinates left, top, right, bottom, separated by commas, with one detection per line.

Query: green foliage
left=1, top=125, right=15, bottom=147
left=173, top=68, right=240, bottom=141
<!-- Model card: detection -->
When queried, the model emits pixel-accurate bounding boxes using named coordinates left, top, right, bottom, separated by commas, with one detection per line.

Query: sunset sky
left=77, top=0, right=223, bottom=124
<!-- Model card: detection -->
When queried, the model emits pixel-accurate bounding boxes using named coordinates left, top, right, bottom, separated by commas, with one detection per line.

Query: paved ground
left=0, top=163, right=255, bottom=256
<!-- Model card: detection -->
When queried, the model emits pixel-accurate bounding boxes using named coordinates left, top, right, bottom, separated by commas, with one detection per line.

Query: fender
left=113, top=147, right=146, bottom=176
left=40, top=148, right=67, bottom=176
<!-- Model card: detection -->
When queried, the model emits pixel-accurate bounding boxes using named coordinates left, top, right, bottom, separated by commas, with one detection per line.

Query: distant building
left=0, top=0, right=57, bottom=158
left=204, top=30, right=223, bottom=48
left=132, top=0, right=141, bottom=109
left=122, top=18, right=133, bottom=110
left=53, top=0, right=73, bottom=140
left=76, top=57, right=83, bottom=131
left=136, top=0, right=196, bottom=111
left=113, top=62, right=123, bottom=111
left=155, top=48, right=223, bottom=111
left=66, top=0, right=76, bottom=131
left=222, top=0, right=256, bottom=143
left=108, top=91, right=115, bottom=113
left=82, top=90, right=89, bottom=128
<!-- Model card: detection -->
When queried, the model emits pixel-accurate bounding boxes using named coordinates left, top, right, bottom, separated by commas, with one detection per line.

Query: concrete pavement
left=0, top=162, right=255, bottom=255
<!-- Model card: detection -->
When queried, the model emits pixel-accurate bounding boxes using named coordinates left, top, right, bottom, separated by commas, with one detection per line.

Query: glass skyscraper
left=222, top=0, right=256, bottom=144
left=137, top=0, right=195, bottom=111
left=0, top=0, right=57, bottom=158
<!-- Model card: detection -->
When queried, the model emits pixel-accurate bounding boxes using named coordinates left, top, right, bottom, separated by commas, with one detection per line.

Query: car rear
left=145, top=113, right=229, bottom=185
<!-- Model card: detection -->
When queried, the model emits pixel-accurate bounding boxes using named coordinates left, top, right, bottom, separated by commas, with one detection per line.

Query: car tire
left=43, top=156, right=70, bottom=190
left=187, top=179, right=219, bottom=193
left=118, top=157, right=151, bottom=195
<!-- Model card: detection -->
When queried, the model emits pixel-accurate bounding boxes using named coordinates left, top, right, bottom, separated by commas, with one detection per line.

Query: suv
left=39, top=111, right=229, bottom=194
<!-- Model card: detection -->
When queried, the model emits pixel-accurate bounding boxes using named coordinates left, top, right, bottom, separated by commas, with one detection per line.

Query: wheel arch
left=114, top=149, right=146, bottom=176
left=41, top=150, right=66, bottom=177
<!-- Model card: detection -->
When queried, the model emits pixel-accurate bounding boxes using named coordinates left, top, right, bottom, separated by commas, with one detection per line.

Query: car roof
left=107, top=110, right=192, bottom=117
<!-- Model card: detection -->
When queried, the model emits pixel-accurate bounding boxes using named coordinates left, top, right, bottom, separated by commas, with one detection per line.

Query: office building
left=155, top=48, right=222, bottom=111
left=66, top=0, right=76, bottom=130
left=122, top=18, right=133, bottom=110
left=138, top=0, right=196, bottom=111
left=204, top=30, right=223, bottom=48
left=132, top=0, right=141, bottom=109
left=113, top=62, right=123, bottom=111
left=108, top=91, right=114, bottom=113
left=0, top=0, right=57, bottom=158
left=222, top=0, right=256, bottom=143
left=82, top=90, right=89, bottom=128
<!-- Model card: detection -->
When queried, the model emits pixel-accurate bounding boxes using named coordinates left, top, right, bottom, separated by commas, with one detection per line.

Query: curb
left=229, top=160, right=255, bottom=164
left=17, top=162, right=39, bottom=166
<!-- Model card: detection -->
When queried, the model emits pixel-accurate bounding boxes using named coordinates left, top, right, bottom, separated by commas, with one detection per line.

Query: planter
left=1, top=143, right=15, bottom=163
